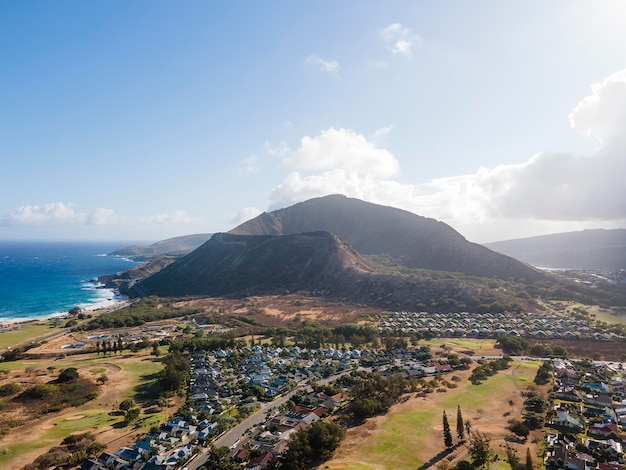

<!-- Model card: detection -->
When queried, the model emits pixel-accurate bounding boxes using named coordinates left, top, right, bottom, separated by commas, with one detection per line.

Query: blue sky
left=2, top=1, right=626, bottom=243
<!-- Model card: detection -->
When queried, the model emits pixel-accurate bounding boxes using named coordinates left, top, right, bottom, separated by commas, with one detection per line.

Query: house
left=551, top=410, right=584, bottom=431
left=245, top=451, right=275, bottom=470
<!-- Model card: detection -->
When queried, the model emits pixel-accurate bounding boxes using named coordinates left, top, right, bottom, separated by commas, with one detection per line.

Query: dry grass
left=322, top=360, right=547, bottom=470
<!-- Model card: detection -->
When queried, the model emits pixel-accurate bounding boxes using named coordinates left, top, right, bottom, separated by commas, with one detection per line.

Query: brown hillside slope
left=230, top=194, right=545, bottom=281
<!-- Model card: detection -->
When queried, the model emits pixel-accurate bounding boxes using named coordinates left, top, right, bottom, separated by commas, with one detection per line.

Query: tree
left=124, top=407, right=140, bottom=424
left=351, top=398, right=382, bottom=420
left=68, top=306, right=82, bottom=316
left=57, top=367, right=79, bottom=383
left=457, top=405, right=465, bottom=441
left=443, top=410, right=453, bottom=448
left=200, top=446, right=240, bottom=470
left=525, top=447, right=533, bottom=470
left=508, top=420, right=530, bottom=440
left=96, top=374, right=108, bottom=385
left=119, top=398, right=135, bottom=411
left=505, top=445, right=520, bottom=470
left=466, top=431, right=492, bottom=468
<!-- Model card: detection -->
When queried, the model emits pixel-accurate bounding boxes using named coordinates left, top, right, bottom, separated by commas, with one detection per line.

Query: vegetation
left=158, top=350, right=191, bottom=392
left=456, top=405, right=465, bottom=441
left=22, top=432, right=106, bottom=470
left=443, top=410, right=453, bottom=448
left=276, top=420, right=346, bottom=470
left=81, top=296, right=200, bottom=330
left=469, top=357, right=513, bottom=384
left=466, top=431, right=493, bottom=468
left=349, top=372, right=410, bottom=420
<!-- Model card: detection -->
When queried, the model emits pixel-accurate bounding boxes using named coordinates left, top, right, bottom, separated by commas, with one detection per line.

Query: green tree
left=119, top=398, right=135, bottom=411
left=96, top=374, right=108, bottom=385
left=443, top=410, right=453, bottom=448
left=467, top=431, right=492, bottom=468
left=508, top=420, right=530, bottom=439
left=457, top=405, right=465, bottom=441
left=124, top=407, right=140, bottom=424
left=505, top=445, right=520, bottom=470
left=57, top=367, right=79, bottom=383
left=525, top=447, right=533, bottom=470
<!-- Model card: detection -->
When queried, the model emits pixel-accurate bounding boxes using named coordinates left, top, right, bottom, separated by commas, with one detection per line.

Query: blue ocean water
left=0, top=241, right=139, bottom=323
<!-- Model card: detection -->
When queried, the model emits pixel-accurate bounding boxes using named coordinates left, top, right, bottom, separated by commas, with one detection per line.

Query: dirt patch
left=66, top=414, right=86, bottom=421
left=177, top=295, right=383, bottom=328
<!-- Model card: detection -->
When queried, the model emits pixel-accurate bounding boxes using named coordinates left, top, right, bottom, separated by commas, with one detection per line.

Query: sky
left=1, top=1, right=626, bottom=244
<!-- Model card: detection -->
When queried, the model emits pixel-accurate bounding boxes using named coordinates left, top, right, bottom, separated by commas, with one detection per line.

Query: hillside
left=230, top=194, right=545, bottom=281
left=485, top=229, right=626, bottom=270
left=137, top=231, right=568, bottom=312
left=138, top=231, right=372, bottom=298
left=110, top=233, right=212, bottom=261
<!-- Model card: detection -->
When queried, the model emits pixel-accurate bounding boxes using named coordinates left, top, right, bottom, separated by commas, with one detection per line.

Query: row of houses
left=380, top=311, right=621, bottom=340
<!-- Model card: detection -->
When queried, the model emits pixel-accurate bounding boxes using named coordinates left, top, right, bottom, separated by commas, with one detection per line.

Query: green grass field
left=328, top=360, right=541, bottom=470
left=0, top=321, right=61, bottom=350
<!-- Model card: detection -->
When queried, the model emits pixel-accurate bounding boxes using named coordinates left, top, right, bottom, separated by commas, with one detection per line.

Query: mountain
left=485, top=229, right=626, bottom=270
left=137, top=231, right=541, bottom=311
left=139, top=231, right=373, bottom=298
left=230, top=194, right=545, bottom=281
left=110, top=233, right=212, bottom=261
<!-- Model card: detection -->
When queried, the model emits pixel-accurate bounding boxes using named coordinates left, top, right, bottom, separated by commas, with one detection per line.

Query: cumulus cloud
left=4, top=202, right=86, bottom=224
left=88, top=207, right=121, bottom=225
left=231, top=207, right=263, bottom=226
left=304, top=54, right=340, bottom=76
left=283, top=128, right=399, bottom=178
left=265, top=140, right=291, bottom=158
left=2, top=204, right=204, bottom=229
left=140, top=210, right=203, bottom=225
left=269, top=69, right=626, bottom=239
left=568, top=69, right=626, bottom=145
left=380, top=23, right=422, bottom=57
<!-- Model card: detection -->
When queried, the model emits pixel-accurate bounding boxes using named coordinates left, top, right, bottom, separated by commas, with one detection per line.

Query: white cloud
left=231, top=207, right=263, bottom=226
left=569, top=69, right=626, bottom=145
left=140, top=210, right=203, bottom=225
left=88, top=207, right=120, bottom=225
left=2, top=204, right=204, bottom=229
left=269, top=69, right=626, bottom=240
left=265, top=140, right=291, bottom=158
left=368, top=125, right=394, bottom=146
left=5, top=202, right=86, bottom=224
left=238, top=154, right=258, bottom=174
left=283, top=128, right=399, bottom=178
left=305, top=54, right=340, bottom=76
left=380, top=23, right=422, bottom=57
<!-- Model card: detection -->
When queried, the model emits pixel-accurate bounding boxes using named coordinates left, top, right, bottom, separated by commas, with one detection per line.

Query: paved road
left=188, top=386, right=304, bottom=470
left=188, top=371, right=347, bottom=470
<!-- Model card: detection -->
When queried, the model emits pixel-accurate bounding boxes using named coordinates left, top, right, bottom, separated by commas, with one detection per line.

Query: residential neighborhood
left=545, top=359, right=626, bottom=470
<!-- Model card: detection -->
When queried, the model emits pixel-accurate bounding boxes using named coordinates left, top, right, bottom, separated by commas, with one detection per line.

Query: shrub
left=20, top=384, right=58, bottom=399
left=0, top=383, right=21, bottom=396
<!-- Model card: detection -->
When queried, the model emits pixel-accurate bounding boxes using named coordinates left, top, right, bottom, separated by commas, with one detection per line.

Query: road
left=187, top=381, right=309, bottom=470
left=188, top=372, right=345, bottom=470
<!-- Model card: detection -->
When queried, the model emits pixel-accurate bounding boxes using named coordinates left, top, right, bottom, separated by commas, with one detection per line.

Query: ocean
left=0, top=241, right=140, bottom=323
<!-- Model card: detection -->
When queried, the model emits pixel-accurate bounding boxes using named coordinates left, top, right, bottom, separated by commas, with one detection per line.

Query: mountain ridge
left=230, top=194, right=545, bottom=281
left=485, top=228, right=626, bottom=270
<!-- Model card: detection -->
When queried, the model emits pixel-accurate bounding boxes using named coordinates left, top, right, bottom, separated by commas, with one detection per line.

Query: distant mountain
left=230, top=194, right=545, bottom=281
left=485, top=229, right=626, bottom=270
left=110, top=233, right=212, bottom=261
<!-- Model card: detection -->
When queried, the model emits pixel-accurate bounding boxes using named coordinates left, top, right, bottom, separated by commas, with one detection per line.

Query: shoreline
left=0, top=285, right=131, bottom=326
